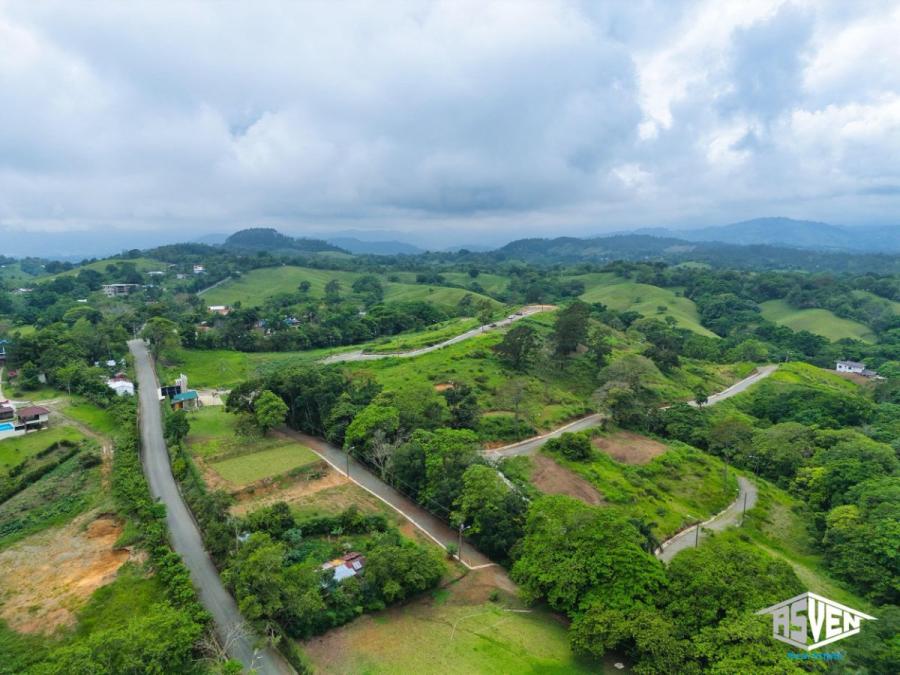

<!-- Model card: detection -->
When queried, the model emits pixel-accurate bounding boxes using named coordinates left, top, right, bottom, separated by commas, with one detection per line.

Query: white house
left=836, top=360, right=865, bottom=374
left=107, top=375, right=135, bottom=396
left=193, top=264, right=205, bottom=274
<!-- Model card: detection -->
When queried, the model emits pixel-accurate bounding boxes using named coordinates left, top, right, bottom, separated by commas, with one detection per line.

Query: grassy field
left=158, top=345, right=342, bottom=389
left=759, top=299, right=875, bottom=342
left=185, top=407, right=320, bottom=487
left=568, top=273, right=716, bottom=337
left=203, top=266, right=362, bottom=305
left=202, top=265, right=501, bottom=310
left=0, top=426, right=87, bottom=476
left=35, top=257, right=165, bottom=282
left=303, top=571, right=608, bottom=674
left=61, top=400, right=119, bottom=436
left=851, top=289, right=900, bottom=314
left=210, top=444, right=320, bottom=485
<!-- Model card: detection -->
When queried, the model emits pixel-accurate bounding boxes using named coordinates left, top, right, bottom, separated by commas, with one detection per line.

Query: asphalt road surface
left=129, top=339, right=294, bottom=675
left=321, top=304, right=551, bottom=364
left=488, top=365, right=779, bottom=459
left=656, top=476, right=758, bottom=562
left=278, top=429, right=495, bottom=569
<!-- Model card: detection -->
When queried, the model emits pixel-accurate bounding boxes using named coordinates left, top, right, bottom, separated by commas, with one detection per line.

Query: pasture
left=759, top=299, right=875, bottom=342
left=569, top=273, right=716, bottom=336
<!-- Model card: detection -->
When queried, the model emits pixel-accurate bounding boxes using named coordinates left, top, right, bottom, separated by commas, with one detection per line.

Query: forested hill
left=223, top=227, right=346, bottom=254
left=489, top=233, right=900, bottom=274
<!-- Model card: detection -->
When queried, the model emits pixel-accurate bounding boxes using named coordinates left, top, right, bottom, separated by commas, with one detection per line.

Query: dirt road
left=656, top=476, right=758, bottom=562
left=129, top=339, right=294, bottom=675
left=320, top=305, right=551, bottom=364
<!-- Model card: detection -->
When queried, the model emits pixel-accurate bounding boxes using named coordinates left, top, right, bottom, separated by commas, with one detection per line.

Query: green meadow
left=759, top=299, right=875, bottom=342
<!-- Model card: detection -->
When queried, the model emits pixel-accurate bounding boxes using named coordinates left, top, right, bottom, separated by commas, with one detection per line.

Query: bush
left=544, top=432, right=592, bottom=461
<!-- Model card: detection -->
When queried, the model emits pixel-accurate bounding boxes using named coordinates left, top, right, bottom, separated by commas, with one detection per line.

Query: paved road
left=278, top=429, right=495, bottom=569
left=129, top=340, right=295, bottom=675
left=690, top=364, right=779, bottom=406
left=656, top=476, right=758, bottom=562
left=321, top=305, right=552, bottom=364
left=487, top=365, right=779, bottom=459
left=486, top=414, right=605, bottom=458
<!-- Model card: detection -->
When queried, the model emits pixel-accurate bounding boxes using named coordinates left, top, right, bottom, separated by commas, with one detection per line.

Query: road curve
left=487, top=365, right=779, bottom=459
left=656, top=476, right=758, bottom=563
left=129, top=339, right=295, bottom=675
left=321, top=305, right=552, bottom=364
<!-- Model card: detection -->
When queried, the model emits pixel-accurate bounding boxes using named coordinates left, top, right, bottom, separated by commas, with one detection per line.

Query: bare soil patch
left=593, top=431, right=667, bottom=465
left=230, top=469, right=349, bottom=516
left=0, top=512, right=133, bottom=634
left=531, top=455, right=604, bottom=505
left=433, top=382, right=454, bottom=392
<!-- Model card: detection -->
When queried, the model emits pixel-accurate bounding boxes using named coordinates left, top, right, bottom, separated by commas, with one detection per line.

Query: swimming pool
left=0, top=423, right=14, bottom=431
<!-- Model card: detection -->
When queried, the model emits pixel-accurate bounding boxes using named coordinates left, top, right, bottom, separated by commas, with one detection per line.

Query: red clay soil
left=530, top=455, right=604, bottom=505
left=593, top=431, right=667, bottom=465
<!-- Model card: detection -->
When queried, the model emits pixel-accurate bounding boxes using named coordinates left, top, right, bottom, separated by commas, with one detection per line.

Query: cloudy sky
left=1, top=0, right=899, bottom=253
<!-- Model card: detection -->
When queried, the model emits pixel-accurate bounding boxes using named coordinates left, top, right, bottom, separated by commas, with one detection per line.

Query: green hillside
left=202, top=264, right=502, bottom=310
left=759, top=299, right=875, bottom=342
left=569, top=273, right=716, bottom=337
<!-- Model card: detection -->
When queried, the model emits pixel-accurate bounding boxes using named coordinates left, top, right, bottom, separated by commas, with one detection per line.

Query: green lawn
left=209, top=444, right=320, bottom=485
left=759, top=299, right=875, bottom=342
left=568, top=273, right=716, bottom=337
left=185, top=407, right=320, bottom=486
left=62, top=399, right=119, bottom=436
left=382, top=282, right=500, bottom=309
left=35, top=257, right=165, bottom=282
left=0, top=426, right=86, bottom=475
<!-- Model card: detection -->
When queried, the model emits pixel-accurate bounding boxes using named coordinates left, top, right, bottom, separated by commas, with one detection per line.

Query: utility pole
left=694, top=521, right=700, bottom=547
left=457, top=522, right=465, bottom=566
left=346, top=445, right=353, bottom=478
left=741, top=491, right=748, bottom=526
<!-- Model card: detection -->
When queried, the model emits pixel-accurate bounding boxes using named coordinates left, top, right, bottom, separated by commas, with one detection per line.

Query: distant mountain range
left=636, top=217, right=900, bottom=252
left=326, top=237, right=424, bottom=255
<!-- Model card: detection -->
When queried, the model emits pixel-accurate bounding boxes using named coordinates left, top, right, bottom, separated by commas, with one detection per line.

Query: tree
left=141, top=317, right=180, bottom=360
left=511, top=496, right=666, bottom=614
left=587, top=326, right=613, bottom=367
left=477, top=300, right=494, bottom=326
left=544, top=432, right=592, bottom=460
left=253, top=390, right=288, bottom=435
left=497, top=378, right=535, bottom=437
left=18, top=361, right=41, bottom=390
left=298, top=280, right=311, bottom=294
left=165, top=410, right=191, bottom=446
left=453, top=464, right=527, bottom=563
left=324, top=279, right=342, bottom=302
left=494, top=324, right=540, bottom=370
left=552, top=300, right=590, bottom=355
left=693, top=386, right=708, bottom=407
left=344, top=403, right=400, bottom=457
left=442, top=382, right=480, bottom=429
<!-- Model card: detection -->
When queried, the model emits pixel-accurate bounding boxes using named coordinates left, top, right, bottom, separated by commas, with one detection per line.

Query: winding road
left=320, top=305, right=551, bottom=364
left=129, top=339, right=295, bottom=675
left=488, top=365, right=779, bottom=459
left=656, top=476, right=758, bottom=562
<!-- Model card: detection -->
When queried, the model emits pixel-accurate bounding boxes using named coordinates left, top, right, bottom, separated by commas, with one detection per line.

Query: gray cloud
left=0, top=0, right=898, bottom=254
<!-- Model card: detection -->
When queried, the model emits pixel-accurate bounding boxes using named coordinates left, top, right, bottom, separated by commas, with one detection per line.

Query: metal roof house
left=171, top=390, right=200, bottom=411
left=321, top=552, right=365, bottom=583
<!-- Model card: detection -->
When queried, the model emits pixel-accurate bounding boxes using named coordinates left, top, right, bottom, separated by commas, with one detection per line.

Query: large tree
left=494, top=324, right=541, bottom=370
left=141, top=317, right=180, bottom=360
left=253, top=389, right=289, bottom=435
left=552, top=300, right=591, bottom=355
